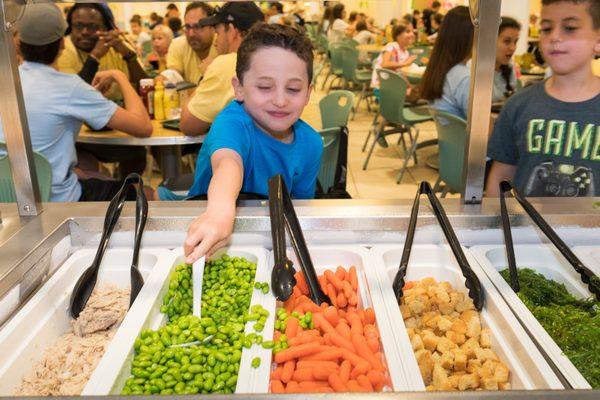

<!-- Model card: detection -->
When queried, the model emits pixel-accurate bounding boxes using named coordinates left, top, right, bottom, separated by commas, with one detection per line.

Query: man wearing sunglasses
left=179, top=1, right=264, bottom=137
left=166, top=2, right=217, bottom=84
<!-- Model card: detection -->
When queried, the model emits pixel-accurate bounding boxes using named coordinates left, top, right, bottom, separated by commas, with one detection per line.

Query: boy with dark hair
left=183, top=23, right=321, bottom=262
left=486, top=0, right=600, bottom=197
left=0, top=2, right=153, bottom=202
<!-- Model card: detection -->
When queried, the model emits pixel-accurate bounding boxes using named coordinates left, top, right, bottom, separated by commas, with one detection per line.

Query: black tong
left=499, top=181, right=600, bottom=300
left=268, top=175, right=331, bottom=305
left=392, top=182, right=484, bottom=310
left=69, top=173, right=148, bottom=318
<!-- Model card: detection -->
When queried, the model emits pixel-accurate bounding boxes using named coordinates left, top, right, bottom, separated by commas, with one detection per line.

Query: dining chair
left=319, top=90, right=355, bottom=129
left=0, top=142, right=52, bottom=202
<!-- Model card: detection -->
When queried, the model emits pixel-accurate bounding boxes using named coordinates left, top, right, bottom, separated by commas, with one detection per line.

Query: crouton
left=411, top=333, right=424, bottom=351
left=481, top=377, right=499, bottom=390
left=494, top=362, right=510, bottom=383
left=450, top=318, right=467, bottom=335
left=400, top=304, right=412, bottom=319
left=423, top=334, right=440, bottom=352
left=480, top=328, right=492, bottom=348
left=458, top=373, right=480, bottom=390
left=446, top=330, right=466, bottom=346
left=437, top=316, right=453, bottom=332
left=454, top=350, right=467, bottom=371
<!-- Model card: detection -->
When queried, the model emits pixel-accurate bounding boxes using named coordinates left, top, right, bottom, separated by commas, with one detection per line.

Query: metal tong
left=392, top=181, right=484, bottom=310
left=499, top=181, right=600, bottom=300
left=69, top=173, right=148, bottom=318
left=268, top=175, right=331, bottom=306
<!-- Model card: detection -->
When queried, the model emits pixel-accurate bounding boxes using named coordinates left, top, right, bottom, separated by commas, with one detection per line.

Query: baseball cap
left=17, top=1, right=67, bottom=46
left=198, top=2, right=264, bottom=32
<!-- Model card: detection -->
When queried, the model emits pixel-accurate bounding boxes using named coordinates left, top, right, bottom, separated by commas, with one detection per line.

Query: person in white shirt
left=130, top=15, right=151, bottom=57
left=371, top=24, right=417, bottom=88
left=354, top=21, right=375, bottom=63
left=327, top=3, right=352, bottom=44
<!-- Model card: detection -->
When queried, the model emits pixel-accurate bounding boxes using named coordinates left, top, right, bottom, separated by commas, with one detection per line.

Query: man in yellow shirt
left=58, top=3, right=147, bottom=98
left=180, top=2, right=264, bottom=136
left=166, top=2, right=218, bottom=84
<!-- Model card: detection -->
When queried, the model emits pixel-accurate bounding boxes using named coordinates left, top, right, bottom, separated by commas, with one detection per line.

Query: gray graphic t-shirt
left=488, top=82, right=600, bottom=197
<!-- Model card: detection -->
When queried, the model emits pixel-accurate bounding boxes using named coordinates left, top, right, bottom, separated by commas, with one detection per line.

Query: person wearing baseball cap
left=179, top=2, right=264, bottom=137
left=0, top=2, right=154, bottom=202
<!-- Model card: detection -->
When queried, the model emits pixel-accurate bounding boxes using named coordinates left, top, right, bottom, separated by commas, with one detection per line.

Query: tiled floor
left=302, top=71, right=443, bottom=199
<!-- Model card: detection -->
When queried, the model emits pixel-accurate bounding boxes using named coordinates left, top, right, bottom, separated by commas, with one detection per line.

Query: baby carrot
left=349, top=266, right=358, bottom=291
left=313, top=313, right=355, bottom=352
left=271, top=379, right=285, bottom=393
left=292, top=369, right=314, bottom=382
left=348, top=292, right=358, bottom=306
left=357, top=309, right=366, bottom=324
left=326, top=284, right=338, bottom=307
left=296, top=360, right=340, bottom=371
left=365, top=308, right=376, bottom=325
left=286, top=381, right=300, bottom=393
left=337, top=293, right=348, bottom=308
left=339, top=360, right=351, bottom=384
left=350, top=363, right=370, bottom=380
left=295, top=271, right=309, bottom=295
left=342, top=350, right=371, bottom=370
left=347, top=380, right=365, bottom=392
left=285, top=317, right=300, bottom=339
left=328, top=373, right=348, bottom=392
left=301, top=348, right=343, bottom=361
left=281, top=360, right=296, bottom=383
left=357, top=375, right=375, bottom=392
left=348, top=314, right=363, bottom=336
left=335, top=266, right=346, bottom=281
left=312, top=366, right=332, bottom=381
left=342, top=280, right=353, bottom=299
left=274, top=342, right=321, bottom=363
left=271, top=365, right=283, bottom=381
left=351, top=333, right=385, bottom=371
left=366, top=336, right=380, bottom=353
left=325, top=270, right=344, bottom=290
left=367, top=370, right=385, bottom=388
left=317, top=275, right=328, bottom=293
left=323, top=306, right=340, bottom=326
left=336, top=321, right=351, bottom=339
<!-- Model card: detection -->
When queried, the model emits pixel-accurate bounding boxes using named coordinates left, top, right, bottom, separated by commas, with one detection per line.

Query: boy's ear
left=304, top=83, right=313, bottom=106
left=232, top=76, right=244, bottom=101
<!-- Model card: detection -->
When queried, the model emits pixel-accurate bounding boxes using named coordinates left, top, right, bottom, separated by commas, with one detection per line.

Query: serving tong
left=392, top=181, right=484, bottom=310
left=268, top=175, right=331, bottom=306
left=69, top=173, right=148, bottom=319
left=498, top=181, right=600, bottom=300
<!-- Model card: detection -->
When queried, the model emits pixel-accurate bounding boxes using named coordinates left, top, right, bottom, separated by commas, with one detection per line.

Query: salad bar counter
left=0, top=198, right=599, bottom=399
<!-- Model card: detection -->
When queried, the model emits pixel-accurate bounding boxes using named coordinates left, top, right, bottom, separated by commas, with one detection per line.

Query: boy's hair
left=168, top=17, right=182, bottom=32
left=542, top=0, right=600, bottom=29
left=421, top=6, right=474, bottom=101
left=499, top=16, right=522, bottom=33
left=392, top=23, right=410, bottom=39
left=185, top=2, right=215, bottom=18
left=356, top=21, right=368, bottom=32
left=236, top=23, right=313, bottom=84
left=19, top=38, right=62, bottom=65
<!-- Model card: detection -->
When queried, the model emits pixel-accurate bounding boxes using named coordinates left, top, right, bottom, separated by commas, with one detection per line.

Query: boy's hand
left=184, top=206, right=236, bottom=263
left=92, top=70, right=127, bottom=94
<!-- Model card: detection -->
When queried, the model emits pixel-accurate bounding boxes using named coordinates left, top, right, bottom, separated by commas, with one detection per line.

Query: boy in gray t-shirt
left=486, top=0, right=600, bottom=197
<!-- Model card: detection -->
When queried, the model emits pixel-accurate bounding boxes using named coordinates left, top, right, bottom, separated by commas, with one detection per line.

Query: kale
left=500, top=268, right=600, bottom=388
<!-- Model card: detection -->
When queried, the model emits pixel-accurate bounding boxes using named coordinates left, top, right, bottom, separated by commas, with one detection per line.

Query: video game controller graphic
left=526, top=162, right=595, bottom=197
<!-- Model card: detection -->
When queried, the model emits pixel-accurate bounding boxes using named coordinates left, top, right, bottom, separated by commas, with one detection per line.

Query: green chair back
left=319, top=90, right=355, bottom=129
left=318, top=127, right=344, bottom=194
left=329, top=43, right=345, bottom=73
left=376, top=68, right=409, bottom=125
left=338, top=46, right=360, bottom=83
left=429, top=109, right=468, bottom=192
left=0, top=143, right=52, bottom=202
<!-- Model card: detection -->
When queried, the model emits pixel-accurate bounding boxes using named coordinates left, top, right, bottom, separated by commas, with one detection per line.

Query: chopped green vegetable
left=500, top=268, right=600, bottom=388
left=251, top=357, right=261, bottom=368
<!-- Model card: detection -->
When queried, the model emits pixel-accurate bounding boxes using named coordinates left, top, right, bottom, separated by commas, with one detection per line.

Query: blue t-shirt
left=488, top=82, right=600, bottom=197
left=432, top=63, right=471, bottom=120
left=188, top=101, right=323, bottom=199
left=0, top=62, right=117, bottom=201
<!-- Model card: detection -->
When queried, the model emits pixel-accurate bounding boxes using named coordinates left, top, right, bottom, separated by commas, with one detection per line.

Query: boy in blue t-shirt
left=486, top=0, right=600, bottom=197
left=184, top=23, right=322, bottom=262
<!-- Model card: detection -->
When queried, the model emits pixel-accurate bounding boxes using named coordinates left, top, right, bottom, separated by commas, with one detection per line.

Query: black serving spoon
left=268, top=176, right=296, bottom=301
left=498, top=181, right=600, bottom=300
left=70, top=174, right=148, bottom=318
left=392, top=181, right=484, bottom=310
left=129, top=176, right=148, bottom=307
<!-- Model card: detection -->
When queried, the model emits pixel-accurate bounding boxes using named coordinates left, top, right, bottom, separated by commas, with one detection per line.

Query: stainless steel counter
left=0, top=198, right=599, bottom=399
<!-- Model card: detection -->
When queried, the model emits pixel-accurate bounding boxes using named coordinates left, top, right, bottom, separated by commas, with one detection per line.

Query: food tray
left=255, top=245, right=412, bottom=393
left=470, top=244, right=596, bottom=389
left=84, top=246, right=269, bottom=395
left=0, top=247, right=175, bottom=396
left=370, top=244, right=563, bottom=391
left=572, top=246, right=600, bottom=275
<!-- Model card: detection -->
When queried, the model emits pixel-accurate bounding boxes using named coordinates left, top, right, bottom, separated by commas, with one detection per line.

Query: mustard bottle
left=154, top=81, right=165, bottom=121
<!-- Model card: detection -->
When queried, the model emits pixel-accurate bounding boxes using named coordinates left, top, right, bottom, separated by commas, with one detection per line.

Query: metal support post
left=463, top=0, right=502, bottom=204
left=0, top=0, right=41, bottom=216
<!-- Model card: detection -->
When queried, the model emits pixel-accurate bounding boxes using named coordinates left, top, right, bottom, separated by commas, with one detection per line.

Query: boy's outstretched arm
left=485, top=161, right=517, bottom=197
left=184, top=149, right=243, bottom=263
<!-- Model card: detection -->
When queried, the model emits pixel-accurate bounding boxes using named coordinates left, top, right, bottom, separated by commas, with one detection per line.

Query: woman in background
left=493, top=17, right=521, bottom=102
left=327, top=3, right=352, bottom=44
left=420, top=6, right=474, bottom=120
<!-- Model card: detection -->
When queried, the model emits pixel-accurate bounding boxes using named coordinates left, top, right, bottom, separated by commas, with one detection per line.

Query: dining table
left=78, top=119, right=204, bottom=180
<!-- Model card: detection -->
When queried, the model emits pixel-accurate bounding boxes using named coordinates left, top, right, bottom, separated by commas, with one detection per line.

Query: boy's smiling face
left=540, top=1, right=600, bottom=76
left=232, top=46, right=312, bottom=140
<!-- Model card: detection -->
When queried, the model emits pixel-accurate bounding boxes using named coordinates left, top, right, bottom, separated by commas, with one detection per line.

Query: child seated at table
left=183, top=23, right=322, bottom=262
left=371, top=24, right=417, bottom=91
left=486, top=0, right=600, bottom=197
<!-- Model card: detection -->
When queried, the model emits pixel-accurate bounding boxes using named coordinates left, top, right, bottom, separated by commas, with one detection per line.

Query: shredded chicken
left=15, top=286, right=129, bottom=396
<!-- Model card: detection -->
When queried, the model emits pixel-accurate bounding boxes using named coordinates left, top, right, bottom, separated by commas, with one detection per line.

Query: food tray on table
left=256, top=245, right=412, bottom=393
left=470, top=244, right=599, bottom=389
left=0, top=247, right=175, bottom=396
left=370, top=244, right=563, bottom=391
left=84, top=246, right=269, bottom=395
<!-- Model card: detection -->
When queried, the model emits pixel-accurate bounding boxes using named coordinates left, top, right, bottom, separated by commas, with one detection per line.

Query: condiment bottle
left=139, top=78, right=155, bottom=119
left=164, top=82, right=180, bottom=119
left=154, top=81, right=165, bottom=121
